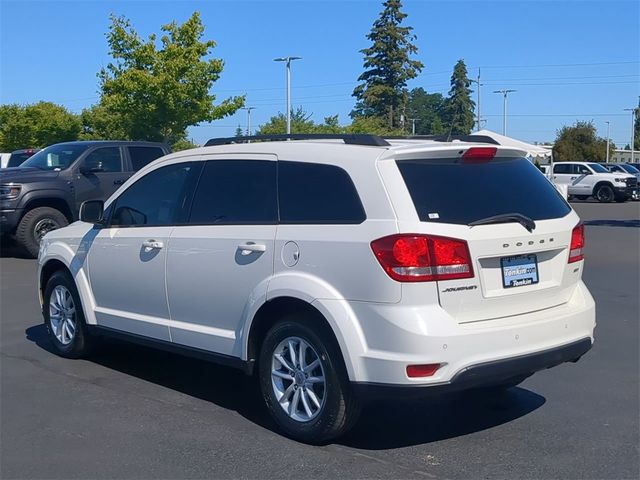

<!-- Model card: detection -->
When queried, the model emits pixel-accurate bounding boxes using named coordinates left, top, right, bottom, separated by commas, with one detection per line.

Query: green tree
left=351, top=0, right=423, bottom=128
left=443, top=60, right=475, bottom=135
left=256, top=108, right=321, bottom=134
left=89, top=12, right=243, bottom=144
left=406, top=87, right=446, bottom=134
left=171, top=138, right=199, bottom=151
left=346, top=116, right=404, bottom=136
left=0, top=102, right=81, bottom=151
left=235, top=125, right=244, bottom=137
left=553, top=121, right=612, bottom=161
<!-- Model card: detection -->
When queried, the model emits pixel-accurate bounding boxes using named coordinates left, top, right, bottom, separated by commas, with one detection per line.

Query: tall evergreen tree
left=444, top=60, right=475, bottom=135
left=351, top=0, right=423, bottom=128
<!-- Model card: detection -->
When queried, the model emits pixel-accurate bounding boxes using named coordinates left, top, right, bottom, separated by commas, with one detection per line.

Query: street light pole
left=408, top=118, right=418, bottom=135
left=493, top=89, right=516, bottom=135
left=242, top=107, right=256, bottom=136
left=605, top=121, right=610, bottom=163
left=274, top=56, right=302, bottom=134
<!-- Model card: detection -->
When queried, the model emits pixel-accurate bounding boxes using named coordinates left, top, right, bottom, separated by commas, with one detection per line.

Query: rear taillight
left=371, top=234, right=474, bottom=282
left=568, top=223, right=585, bottom=263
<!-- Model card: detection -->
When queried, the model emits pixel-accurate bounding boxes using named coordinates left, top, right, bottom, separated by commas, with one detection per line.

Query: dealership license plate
left=501, top=254, right=539, bottom=288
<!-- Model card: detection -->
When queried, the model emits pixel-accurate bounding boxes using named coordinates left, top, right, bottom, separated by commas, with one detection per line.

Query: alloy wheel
left=271, top=336, right=326, bottom=422
left=49, top=285, right=77, bottom=345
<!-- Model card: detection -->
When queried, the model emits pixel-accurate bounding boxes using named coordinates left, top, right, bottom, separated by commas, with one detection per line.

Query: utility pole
left=624, top=99, right=639, bottom=162
left=408, top=118, right=418, bottom=135
left=470, top=68, right=482, bottom=131
left=493, top=89, right=517, bottom=135
left=605, top=121, right=610, bottom=163
left=242, top=107, right=256, bottom=136
left=274, top=56, right=302, bottom=134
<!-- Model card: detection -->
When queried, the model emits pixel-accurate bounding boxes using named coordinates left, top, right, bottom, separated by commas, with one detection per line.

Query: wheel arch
left=38, top=244, right=97, bottom=325
left=20, top=192, right=75, bottom=223
left=244, top=295, right=364, bottom=381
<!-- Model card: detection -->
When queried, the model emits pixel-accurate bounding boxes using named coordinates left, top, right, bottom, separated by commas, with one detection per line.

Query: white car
left=38, top=134, right=596, bottom=443
left=550, top=161, right=638, bottom=202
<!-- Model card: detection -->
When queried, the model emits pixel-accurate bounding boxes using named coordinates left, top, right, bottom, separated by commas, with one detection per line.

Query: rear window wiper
left=469, top=213, right=536, bottom=232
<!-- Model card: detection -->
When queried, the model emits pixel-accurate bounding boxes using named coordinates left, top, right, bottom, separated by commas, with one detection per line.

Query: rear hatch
left=387, top=145, right=583, bottom=323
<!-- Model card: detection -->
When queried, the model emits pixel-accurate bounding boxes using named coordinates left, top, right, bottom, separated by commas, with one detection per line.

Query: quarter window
left=110, top=162, right=200, bottom=227
left=278, top=161, right=366, bottom=224
left=189, top=160, right=277, bottom=225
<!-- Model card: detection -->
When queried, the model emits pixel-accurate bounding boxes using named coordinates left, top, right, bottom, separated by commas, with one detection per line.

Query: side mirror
left=80, top=200, right=104, bottom=224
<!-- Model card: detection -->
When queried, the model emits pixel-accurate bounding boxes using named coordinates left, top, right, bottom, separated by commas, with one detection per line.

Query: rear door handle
left=142, top=239, right=164, bottom=250
left=238, top=242, right=266, bottom=255
left=114, top=179, right=126, bottom=185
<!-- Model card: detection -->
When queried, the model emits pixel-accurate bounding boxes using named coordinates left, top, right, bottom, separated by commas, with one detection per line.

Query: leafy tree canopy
left=86, top=12, right=243, bottom=145
left=256, top=108, right=404, bottom=137
left=0, top=102, right=81, bottom=151
left=406, top=88, right=446, bottom=135
left=351, top=0, right=423, bottom=128
left=553, top=121, right=612, bottom=161
left=443, top=59, right=475, bottom=135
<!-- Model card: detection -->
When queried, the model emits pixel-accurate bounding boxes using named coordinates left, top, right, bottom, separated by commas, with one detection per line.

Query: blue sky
left=1, top=0, right=638, bottom=146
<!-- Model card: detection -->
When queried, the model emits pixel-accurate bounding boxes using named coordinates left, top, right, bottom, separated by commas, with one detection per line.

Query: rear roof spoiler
left=385, top=135, right=500, bottom=145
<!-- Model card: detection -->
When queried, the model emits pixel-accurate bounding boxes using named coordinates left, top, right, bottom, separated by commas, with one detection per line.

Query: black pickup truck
left=0, top=140, right=170, bottom=257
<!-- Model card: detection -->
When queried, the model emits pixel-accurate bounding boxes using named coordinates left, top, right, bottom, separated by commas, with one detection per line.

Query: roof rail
left=204, top=134, right=390, bottom=147
left=386, top=134, right=500, bottom=145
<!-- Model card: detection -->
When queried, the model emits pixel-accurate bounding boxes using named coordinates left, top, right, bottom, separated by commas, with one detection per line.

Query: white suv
left=38, top=134, right=596, bottom=443
left=551, top=161, right=638, bottom=202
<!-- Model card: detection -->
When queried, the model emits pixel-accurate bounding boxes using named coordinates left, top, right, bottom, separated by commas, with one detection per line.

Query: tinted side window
left=110, top=162, right=200, bottom=227
left=553, top=163, right=572, bottom=174
left=189, top=160, right=277, bottom=225
left=128, top=146, right=165, bottom=171
left=83, top=147, right=122, bottom=172
left=577, top=164, right=592, bottom=174
left=278, top=161, right=366, bottom=224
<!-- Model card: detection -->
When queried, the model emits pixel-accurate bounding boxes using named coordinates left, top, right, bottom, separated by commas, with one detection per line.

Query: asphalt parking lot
left=1, top=202, right=638, bottom=479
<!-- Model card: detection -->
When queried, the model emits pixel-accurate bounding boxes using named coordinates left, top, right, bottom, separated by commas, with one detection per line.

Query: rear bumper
left=345, top=280, right=595, bottom=386
left=353, top=337, right=591, bottom=399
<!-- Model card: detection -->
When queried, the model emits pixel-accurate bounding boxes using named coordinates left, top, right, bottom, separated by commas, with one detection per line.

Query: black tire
left=576, top=195, right=589, bottom=201
left=594, top=185, right=614, bottom=203
left=258, top=314, right=361, bottom=444
left=15, top=207, right=68, bottom=258
left=43, top=270, right=93, bottom=359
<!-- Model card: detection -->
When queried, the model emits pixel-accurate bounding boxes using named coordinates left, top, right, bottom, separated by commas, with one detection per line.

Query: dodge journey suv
left=38, top=134, right=596, bottom=443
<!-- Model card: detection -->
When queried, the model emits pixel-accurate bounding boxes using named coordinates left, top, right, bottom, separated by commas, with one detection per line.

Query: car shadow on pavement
left=340, top=388, right=545, bottom=449
left=0, top=236, right=30, bottom=258
left=26, top=323, right=546, bottom=449
left=583, top=219, right=640, bottom=228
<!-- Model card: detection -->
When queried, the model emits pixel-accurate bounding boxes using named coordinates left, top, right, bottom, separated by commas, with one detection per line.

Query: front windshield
left=620, top=164, right=640, bottom=174
left=20, top=144, right=89, bottom=171
left=588, top=163, right=609, bottom=173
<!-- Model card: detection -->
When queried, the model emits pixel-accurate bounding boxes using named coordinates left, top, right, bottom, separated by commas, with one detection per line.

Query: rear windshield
left=396, top=157, right=571, bottom=225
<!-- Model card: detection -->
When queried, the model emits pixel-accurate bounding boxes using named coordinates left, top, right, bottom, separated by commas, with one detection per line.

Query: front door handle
left=142, top=239, right=164, bottom=250
left=238, top=242, right=266, bottom=255
left=114, top=179, right=126, bottom=185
